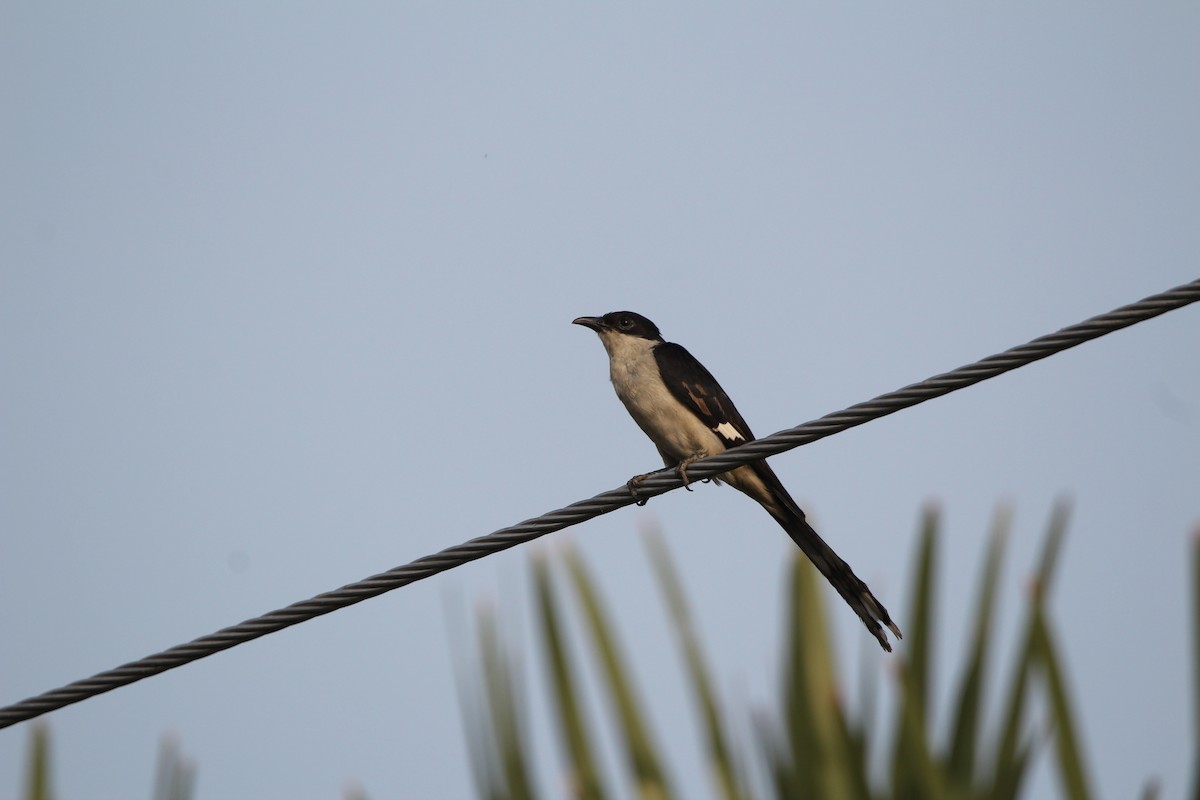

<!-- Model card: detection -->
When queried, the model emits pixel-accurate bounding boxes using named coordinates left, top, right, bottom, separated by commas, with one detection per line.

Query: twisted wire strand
left=2, top=278, right=1197, bottom=730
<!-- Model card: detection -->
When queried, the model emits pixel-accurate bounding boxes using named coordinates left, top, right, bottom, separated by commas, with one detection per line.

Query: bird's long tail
left=723, top=460, right=902, bottom=651
left=775, top=510, right=902, bottom=652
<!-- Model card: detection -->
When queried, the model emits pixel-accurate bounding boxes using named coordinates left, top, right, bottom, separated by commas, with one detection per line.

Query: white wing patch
left=714, top=421, right=744, bottom=442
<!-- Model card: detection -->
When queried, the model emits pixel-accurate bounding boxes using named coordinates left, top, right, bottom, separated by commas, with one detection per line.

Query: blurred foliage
left=456, top=504, right=1187, bottom=799
left=22, top=724, right=51, bottom=800
left=19, top=731, right=194, bottom=800
left=151, top=735, right=196, bottom=800
left=13, top=506, right=1195, bottom=798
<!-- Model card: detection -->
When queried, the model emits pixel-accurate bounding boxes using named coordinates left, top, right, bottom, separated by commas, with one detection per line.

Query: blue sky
left=2, top=5, right=1198, bottom=798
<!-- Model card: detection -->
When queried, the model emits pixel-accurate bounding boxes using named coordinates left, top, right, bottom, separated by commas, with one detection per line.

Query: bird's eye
left=619, top=317, right=633, bottom=329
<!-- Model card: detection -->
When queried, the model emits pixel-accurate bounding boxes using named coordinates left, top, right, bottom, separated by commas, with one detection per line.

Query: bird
left=573, top=310, right=901, bottom=652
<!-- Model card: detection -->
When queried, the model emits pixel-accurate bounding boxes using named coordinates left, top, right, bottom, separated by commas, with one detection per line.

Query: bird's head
left=572, top=311, right=663, bottom=342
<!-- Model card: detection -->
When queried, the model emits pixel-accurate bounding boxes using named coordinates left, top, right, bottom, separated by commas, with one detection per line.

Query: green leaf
left=752, top=710, right=800, bottom=800
left=895, top=673, right=947, bottom=800
left=892, top=506, right=939, bottom=799
left=1024, top=502, right=1091, bottom=800
left=450, top=599, right=536, bottom=800
left=1030, top=613, right=1092, bottom=800
left=643, top=526, right=746, bottom=800
left=22, top=724, right=52, bottom=800
left=447, top=591, right=503, bottom=800
left=478, top=609, right=539, bottom=800
left=783, top=553, right=859, bottom=800
left=563, top=543, right=674, bottom=800
left=990, top=499, right=1071, bottom=800
left=532, top=552, right=608, bottom=800
left=946, top=506, right=1010, bottom=789
left=1032, top=499, right=1071, bottom=607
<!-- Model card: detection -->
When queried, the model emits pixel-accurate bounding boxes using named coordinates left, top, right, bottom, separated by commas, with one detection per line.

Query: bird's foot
left=626, top=473, right=652, bottom=506
left=677, top=455, right=706, bottom=491
left=627, top=458, right=708, bottom=504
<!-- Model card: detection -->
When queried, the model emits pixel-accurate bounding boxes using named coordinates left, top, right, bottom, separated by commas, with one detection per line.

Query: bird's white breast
left=598, top=331, right=726, bottom=463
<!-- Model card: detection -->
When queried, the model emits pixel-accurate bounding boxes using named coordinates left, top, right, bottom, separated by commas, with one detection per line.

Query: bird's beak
left=572, top=316, right=605, bottom=332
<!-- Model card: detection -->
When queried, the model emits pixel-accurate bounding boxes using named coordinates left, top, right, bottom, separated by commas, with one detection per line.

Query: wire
left=1, top=278, right=1198, bottom=730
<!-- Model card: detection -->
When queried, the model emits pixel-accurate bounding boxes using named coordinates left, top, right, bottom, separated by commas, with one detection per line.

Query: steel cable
left=1, top=277, right=1197, bottom=730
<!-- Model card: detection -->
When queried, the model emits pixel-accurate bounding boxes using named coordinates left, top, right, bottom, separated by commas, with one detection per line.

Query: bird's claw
left=677, top=455, right=704, bottom=490
left=626, top=473, right=651, bottom=506
left=628, top=458, right=706, bottom=503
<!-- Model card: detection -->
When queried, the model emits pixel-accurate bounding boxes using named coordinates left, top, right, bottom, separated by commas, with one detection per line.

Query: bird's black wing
left=654, top=342, right=799, bottom=508
left=653, top=342, right=756, bottom=448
